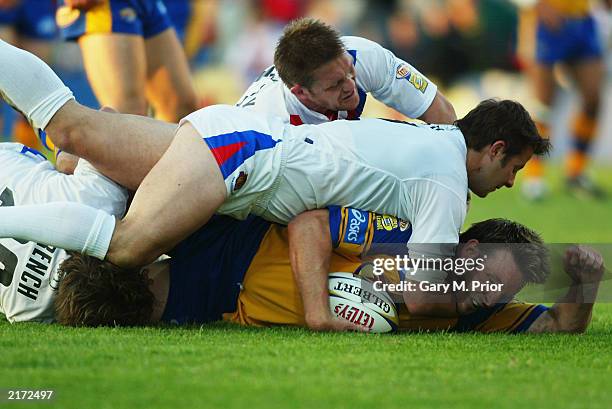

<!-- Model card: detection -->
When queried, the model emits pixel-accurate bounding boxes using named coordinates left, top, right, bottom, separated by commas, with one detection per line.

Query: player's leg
left=78, top=33, right=149, bottom=115
left=107, top=122, right=227, bottom=268
left=11, top=0, right=58, bottom=151
left=143, top=27, right=198, bottom=122
left=564, top=57, right=605, bottom=197
left=0, top=39, right=175, bottom=189
left=521, top=62, right=555, bottom=200
left=46, top=101, right=175, bottom=190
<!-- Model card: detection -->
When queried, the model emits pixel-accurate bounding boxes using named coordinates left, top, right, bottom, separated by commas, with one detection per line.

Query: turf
left=1, top=165, right=611, bottom=409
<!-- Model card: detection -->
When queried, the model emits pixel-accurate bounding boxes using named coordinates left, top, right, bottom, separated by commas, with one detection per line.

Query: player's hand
left=306, top=313, right=367, bottom=332
left=0, top=0, right=20, bottom=10
left=563, top=245, right=605, bottom=284
left=535, top=0, right=564, bottom=31
left=65, top=0, right=104, bottom=11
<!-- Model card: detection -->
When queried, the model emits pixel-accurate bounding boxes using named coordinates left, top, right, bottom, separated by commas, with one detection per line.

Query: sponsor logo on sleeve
left=375, top=214, right=398, bottom=231
left=344, top=209, right=369, bottom=244
left=395, top=63, right=429, bottom=94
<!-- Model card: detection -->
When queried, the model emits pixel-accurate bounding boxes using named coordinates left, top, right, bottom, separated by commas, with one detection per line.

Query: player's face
left=469, top=145, right=533, bottom=198
left=307, top=54, right=359, bottom=112
left=456, top=248, right=526, bottom=312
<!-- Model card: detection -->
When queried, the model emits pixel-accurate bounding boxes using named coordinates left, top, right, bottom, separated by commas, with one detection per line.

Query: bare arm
left=418, top=91, right=457, bottom=124
left=528, top=246, right=605, bottom=333
left=287, top=210, right=362, bottom=332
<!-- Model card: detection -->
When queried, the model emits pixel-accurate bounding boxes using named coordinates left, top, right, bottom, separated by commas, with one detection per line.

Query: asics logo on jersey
left=347, top=209, right=368, bottom=243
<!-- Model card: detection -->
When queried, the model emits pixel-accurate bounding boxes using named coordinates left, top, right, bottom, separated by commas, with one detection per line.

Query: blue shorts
left=162, top=0, right=190, bottom=42
left=0, top=0, right=57, bottom=40
left=536, top=15, right=603, bottom=65
left=162, top=215, right=272, bottom=325
left=56, top=0, right=173, bottom=41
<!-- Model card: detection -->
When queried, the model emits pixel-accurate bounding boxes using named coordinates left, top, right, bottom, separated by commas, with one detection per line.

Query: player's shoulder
left=341, top=36, right=383, bottom=52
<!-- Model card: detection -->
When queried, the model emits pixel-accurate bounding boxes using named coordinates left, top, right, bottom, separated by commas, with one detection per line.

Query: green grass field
left=2, top=165, right=612, bottom=409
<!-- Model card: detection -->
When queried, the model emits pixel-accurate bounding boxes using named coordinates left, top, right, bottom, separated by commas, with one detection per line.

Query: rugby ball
left=328, top=272, right=399, bottom=333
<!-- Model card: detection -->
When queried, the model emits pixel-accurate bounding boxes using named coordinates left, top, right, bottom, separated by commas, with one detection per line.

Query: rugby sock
left=0, top=39, right=74, bottom=131
left=0, top=202, right=115, bottom=260
left=566, top=112, right=597, bottom=178
left=13, top=116, right=43, bottom=150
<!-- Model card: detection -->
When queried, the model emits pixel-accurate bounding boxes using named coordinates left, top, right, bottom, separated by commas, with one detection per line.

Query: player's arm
left=346, top=36, right=456, bottom=124
left=419, top=91, right=456, bottom=125
left=402, top=181, right=466, bottom=317
left=527, top=246, right=605, bottom=333
left=288, top=209, right=362, bottom=332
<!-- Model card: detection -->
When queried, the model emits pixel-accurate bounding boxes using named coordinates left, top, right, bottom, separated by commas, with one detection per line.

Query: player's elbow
left=420, top=91, right=457, bottom=124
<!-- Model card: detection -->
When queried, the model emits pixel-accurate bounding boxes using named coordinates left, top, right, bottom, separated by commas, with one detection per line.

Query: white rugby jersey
left=0, top=144, right=128, bottom=323
left=236, top=36, right=438, bottom=125
left=185, top=106, right=468, bottom=256
left=270, top=118, right=469, bottom=249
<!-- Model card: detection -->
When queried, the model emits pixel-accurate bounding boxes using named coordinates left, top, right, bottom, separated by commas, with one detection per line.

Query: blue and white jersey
left=236, top=36, right=438, bottom=125
left=0, top=143, right=128, bottom=323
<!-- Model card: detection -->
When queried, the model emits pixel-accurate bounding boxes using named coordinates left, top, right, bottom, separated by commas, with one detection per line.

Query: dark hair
left=274, top=18, right=345, bottom=88
left=459, top=218, right=550, bottom=284
left=54, top=252, right=154, bottom=327
left=455, top=99, right=551, bottom=163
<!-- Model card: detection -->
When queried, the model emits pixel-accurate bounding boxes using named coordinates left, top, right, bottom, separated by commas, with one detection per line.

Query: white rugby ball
left=328, top=272, right=399, bottom=333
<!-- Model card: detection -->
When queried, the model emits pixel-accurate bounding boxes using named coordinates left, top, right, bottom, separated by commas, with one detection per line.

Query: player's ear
left=290, top=84, right=306, bottom=98
left=490, top=140, right=507, bottom=158
left=458, top=239, right=480, bottom=258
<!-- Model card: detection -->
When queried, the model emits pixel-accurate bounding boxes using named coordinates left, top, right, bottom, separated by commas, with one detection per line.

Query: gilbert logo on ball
left=328, top=272, right=399, bottom=333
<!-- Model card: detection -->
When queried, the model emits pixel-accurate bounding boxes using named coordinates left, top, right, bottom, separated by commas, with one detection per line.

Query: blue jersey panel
left=536, top=15, right=603, bottom=65
left=162, top=214, right=272, bottom=324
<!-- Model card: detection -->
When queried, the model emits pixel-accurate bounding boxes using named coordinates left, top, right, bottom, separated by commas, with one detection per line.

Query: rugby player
left=517, top=0, right=610, bottom=199
left=0, top=142, right=127, bottom=322
left=52, top=209, right=604, bottom=335
left=237, top=18, right=456, bottom=125
left=54, top=0, right=198, bottom=123
left=0, top=139, right=545, bottom=326
left=0, top=40, right=549, bottom=277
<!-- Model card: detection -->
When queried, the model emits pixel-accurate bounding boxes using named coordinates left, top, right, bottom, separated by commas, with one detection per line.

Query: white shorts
left=180, top=105, right=288, bottom=220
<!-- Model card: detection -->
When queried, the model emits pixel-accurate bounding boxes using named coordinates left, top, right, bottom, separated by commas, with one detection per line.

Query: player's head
left=456, top=218, right=549, bottom=310
left=54, top=253, right=154, bottom=327
left=457, top=99, right=551, bottom=197
left=274, top=18, right=359, bottom=112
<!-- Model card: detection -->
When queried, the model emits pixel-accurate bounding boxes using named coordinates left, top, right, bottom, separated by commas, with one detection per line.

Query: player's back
left=0, top=239, right=66, bottom=323
left=0, top=143, right=128, bottom=323
left=264, top=118, right=468, bottom=226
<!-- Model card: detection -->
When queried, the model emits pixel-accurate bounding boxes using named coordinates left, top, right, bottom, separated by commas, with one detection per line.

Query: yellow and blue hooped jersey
left=163, top=207, right=548, bottom=333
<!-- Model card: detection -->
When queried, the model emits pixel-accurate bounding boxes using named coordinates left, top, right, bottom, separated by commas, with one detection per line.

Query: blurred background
left=1, top=0, right=611, bottom=196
